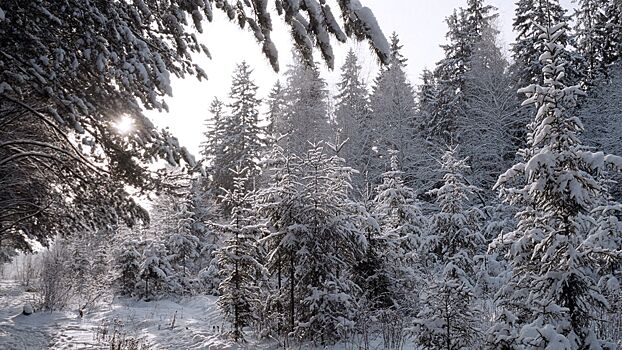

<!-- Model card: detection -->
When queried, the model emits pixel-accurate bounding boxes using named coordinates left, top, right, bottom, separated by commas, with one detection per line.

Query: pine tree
left=488, top=23, right=622, bottom=349
left=214, top=167, right=266, bottom=342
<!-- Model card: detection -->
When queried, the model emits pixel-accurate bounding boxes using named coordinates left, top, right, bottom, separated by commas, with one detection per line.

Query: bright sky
left=148, top=0, right=576, bottom=157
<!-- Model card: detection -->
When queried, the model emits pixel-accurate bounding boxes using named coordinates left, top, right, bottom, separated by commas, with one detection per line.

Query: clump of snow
left=22, top=304, right=33, bottom=315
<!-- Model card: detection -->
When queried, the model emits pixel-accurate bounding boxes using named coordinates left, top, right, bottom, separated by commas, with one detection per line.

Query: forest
left=1, top=0, right=622, bottom=349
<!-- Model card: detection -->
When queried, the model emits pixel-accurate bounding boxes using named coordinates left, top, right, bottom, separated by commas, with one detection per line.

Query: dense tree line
left=4, top=0, right=622, bottom=349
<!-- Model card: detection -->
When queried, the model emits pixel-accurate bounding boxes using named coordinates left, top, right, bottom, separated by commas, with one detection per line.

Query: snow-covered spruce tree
left=277, top=54, right=331, bottom=155
left=461, top=23, right=523, bottom=192
left=213, top=167, right=266, bottom=342
left=362, top=150, right=428, bottom=347
left=417, top=68, right=439, bottom=130
left=488, top=23, right=622, bottom=349
left=368, top=33, right=423, bottom=187
left=200, top=97, right=226, bottom=169
left=601, top=1, right=622, bottom=68
left=428, top=0, right=496, bottom=145
left=334, top=49, right=371, bottom=193
left=187, top=177, right=221, bottom=294
left=265, top=81, right=288, bottom=143
left=143, top=171, right=205, bottom=294
left=428, top=147, right=484, bottom=272
left=257, top=142, right=366, bottom=344
left=138, top=239, right=178, bottom=299
left=580, top=63, right=622, bottom=201
left=369, top=151, right=428, bottom=311
left=589, top=201, right=622, bottom=344
left=113, top=232, right=142, bottom=297
left=254, top=145, right=302, bottom=338
left=574, top=0, right=611, bottom=82
left=413, top=146, right=484, bottom=350
left=511, top=0, right=584, bottom=89
left=210, top=62, right=266, bottom=196
left=165, top=193, right=201, bottom=294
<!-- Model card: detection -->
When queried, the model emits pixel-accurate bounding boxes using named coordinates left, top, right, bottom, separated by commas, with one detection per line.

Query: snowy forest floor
left=0, top=280, right=407, bottom=349
left=0, top=280, right=280, bottom=349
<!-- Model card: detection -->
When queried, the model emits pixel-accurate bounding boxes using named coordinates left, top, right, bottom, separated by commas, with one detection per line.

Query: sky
left=147, top=0, right=576, bottom=157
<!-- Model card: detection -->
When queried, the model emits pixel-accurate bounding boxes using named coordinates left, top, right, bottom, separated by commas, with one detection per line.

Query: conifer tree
left=138, top=239, right=177, bottom=299
left=334, top=49, right=371, bottom=192
left=602, top=1, right=622, bottom=67
left=368, top=33, right=419, bottom=185
left=277, top=54, right=330, bottom=155
left=369, top=151, right=428, bottom=316
left=511, top=0, right=584, bottom=88
left=266, top=80, right=287, bottom=142
left=575, top=0, right=610, bottom=82
left=428, top=1, right=496, bottom=144
left=414, top=146, right=484, bottom=350
left=257, top=142, right=366, bottom=344
left=200, top=97, right=226, bottom=167
left=165, top=193, right=201, bottom=293
left=210, top=62, right=266, bottom=194
left=488, top=23, right=622, bottom=349
left=461, top=24, right=522, bottom=191
left=214, top=167, right=266, bottom=341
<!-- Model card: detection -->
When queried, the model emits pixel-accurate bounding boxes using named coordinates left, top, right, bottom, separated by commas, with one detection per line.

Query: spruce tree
left=511, top=0, right=584, bottom=88
left=265, top=80, right=287, bottom=142
left=428, top=1, right=496, bottom=145
left=461, top=24, right=523, bottom=191
left=278, top=54, right=330, bottom=155
left=414, top=146, right=484, bottom=350
left=257, top=142, right=366, bottom=344
left=214, top=167, right=266, bottom=341
left=210, top=61, right=265, bottom=194
left=200, top=97, right=226, bottom=168
left=368, top=33, right=419, bottom=185
left=165, top=193, right=201, bottom=294
left=575, top=0, right=610, bottom=82
left=334, top=49, right=371, bottom=193
left=369, top=151, right=428, bottom=316
left=488, top=23, right=622, bottom=349
left=138, top=239, right=177, bottom=299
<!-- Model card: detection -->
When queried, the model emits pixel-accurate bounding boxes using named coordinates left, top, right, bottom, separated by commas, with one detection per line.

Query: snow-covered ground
left=0, top=280, right=276, bottom=349
left=0, top=279, right=413, bottom=349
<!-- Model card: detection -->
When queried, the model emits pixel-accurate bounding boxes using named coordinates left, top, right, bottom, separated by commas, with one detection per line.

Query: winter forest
left=1, top=0, right=622, bottom=349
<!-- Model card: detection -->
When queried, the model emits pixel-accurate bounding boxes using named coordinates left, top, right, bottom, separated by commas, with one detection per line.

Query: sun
left=114, top=115, right=135, bottom=134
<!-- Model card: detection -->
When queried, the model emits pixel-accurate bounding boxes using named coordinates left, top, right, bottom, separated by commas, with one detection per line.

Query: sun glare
left=114, top=115, right=135, bottom=134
